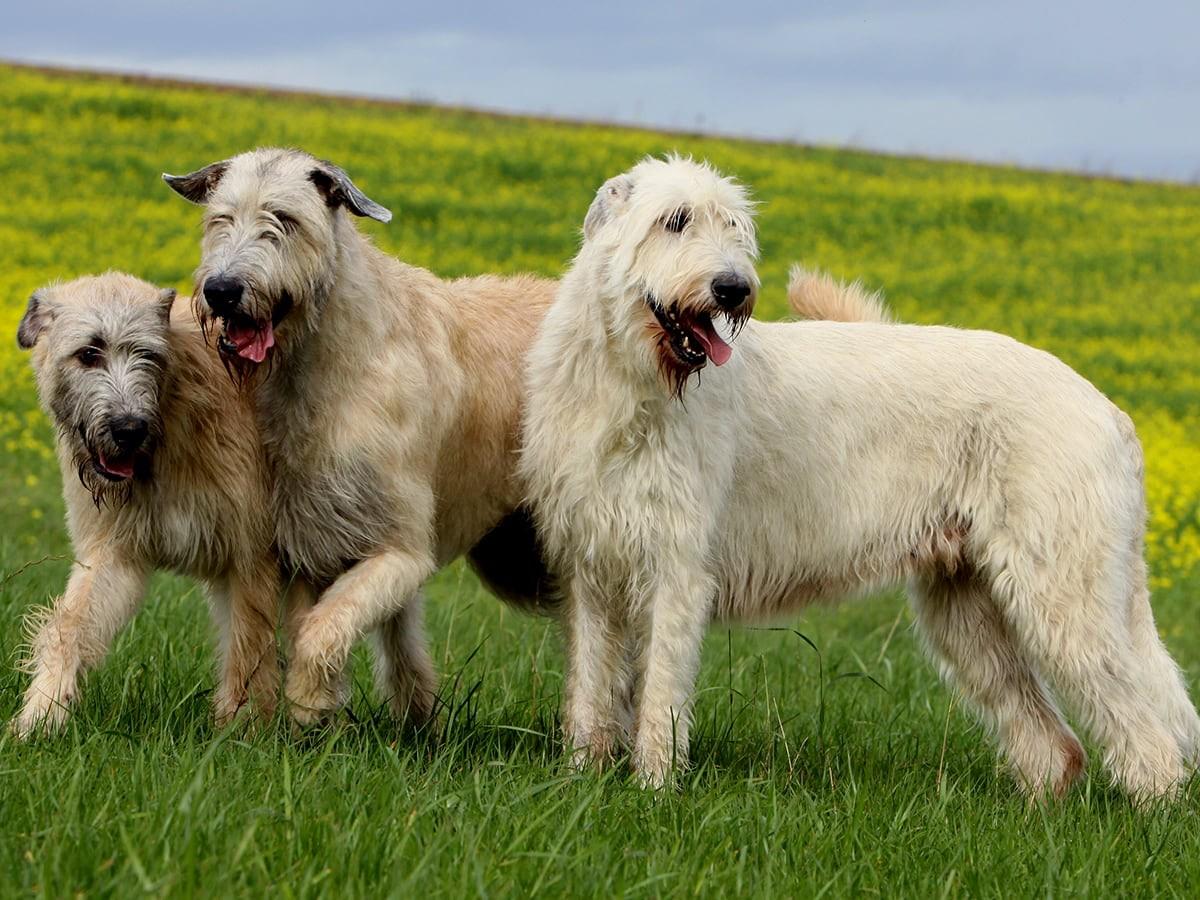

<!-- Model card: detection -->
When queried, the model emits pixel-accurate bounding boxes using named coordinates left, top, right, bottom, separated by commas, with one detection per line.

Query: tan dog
left=165, top=148, right=555, bottom=725
left=13, top=273, right=280, bottom=736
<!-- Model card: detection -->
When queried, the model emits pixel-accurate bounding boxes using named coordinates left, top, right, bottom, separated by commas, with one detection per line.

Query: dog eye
left=74, top=347, right=103, bottom=368
left=663, top=208, right=691, bottom=234
left=274, top=212, right=300, bottom=234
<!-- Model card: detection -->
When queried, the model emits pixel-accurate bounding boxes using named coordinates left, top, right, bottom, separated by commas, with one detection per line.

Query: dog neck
left=278, top=222, right=380, bottom=362
left=535, top=260, right=684, bottom=436
left=251, top=220, right=450, bottom=457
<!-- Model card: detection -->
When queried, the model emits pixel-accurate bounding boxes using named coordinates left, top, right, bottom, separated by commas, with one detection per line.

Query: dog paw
left=564, top=723, right=620, bottom=773
left=285, top=663, right=345, bottom=728
left=567, top=744, right=602, bottom=774
left=632, top=741, right=685, bottom=790
left=385, top=684, right=436, bottom=730
left=9, top=701, right=70, bottom=740
left=211, top=689, right=252, bottom=731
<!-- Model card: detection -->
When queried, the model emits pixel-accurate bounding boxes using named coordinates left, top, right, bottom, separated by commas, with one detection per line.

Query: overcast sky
left=5, top=1, right=1198, bottom=182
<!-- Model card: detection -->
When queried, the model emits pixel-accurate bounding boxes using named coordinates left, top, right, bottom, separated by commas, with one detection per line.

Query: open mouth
left=216, top=294, right=293, bottom=364
left=647, top=296, right=737, bottom=369
left=92, top=449, right=137, bottom=482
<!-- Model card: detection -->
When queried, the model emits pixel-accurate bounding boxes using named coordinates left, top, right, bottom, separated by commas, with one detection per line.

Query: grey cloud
left=3, top=0, right=1197, bottom=180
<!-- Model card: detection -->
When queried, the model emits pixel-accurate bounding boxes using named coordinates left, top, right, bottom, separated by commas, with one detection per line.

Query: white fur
left=521, top=157, right=1200, bottom=799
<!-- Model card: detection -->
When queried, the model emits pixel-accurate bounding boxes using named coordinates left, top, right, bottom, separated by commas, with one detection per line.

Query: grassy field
left=1, top=63, right=1199, bottom=897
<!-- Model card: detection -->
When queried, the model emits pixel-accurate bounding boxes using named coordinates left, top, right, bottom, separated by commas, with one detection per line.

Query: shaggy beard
left=647, top=304, right=750, bottom=400
left=190, top=285, right=306, bottom=389
left=71, top=444, right=133, bottom=509
left=653, top=329, right=701, bottom=400
left=192, top=301, right=274, bottom=389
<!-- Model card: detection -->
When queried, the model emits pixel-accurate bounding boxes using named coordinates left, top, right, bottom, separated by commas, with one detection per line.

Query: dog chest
left=112, top=486, right=234, bottom=579
left=549, top=437, right=720, bottom=578
left=271, top=457, right=397, bottom=582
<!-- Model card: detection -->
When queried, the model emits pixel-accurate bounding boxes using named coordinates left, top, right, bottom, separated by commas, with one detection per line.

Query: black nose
left=203, top=275, right=244, bottom=316
left=711, top=273, right=752, bottom=311
left=109, top=416, right=149, bottom=452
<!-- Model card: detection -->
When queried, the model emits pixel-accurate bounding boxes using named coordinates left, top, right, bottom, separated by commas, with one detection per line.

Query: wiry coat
left=167, top=148, right=556, bottom=724
left=13, top=274, right=280, bottom=736
left=521, top=158, right=1200, bottom=799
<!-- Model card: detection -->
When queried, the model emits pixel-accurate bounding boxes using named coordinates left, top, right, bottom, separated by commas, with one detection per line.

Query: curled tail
left=787, top=265, right=892, bottom=324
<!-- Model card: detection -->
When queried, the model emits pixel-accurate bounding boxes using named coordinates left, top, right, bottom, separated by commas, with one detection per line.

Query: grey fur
left=17, top=291, right=53, bottom=349
left=11, top=273, right=283, bottom=737
left=583, top=175, right=633, bottom=241
left=23, top=280, right=172, bottom=504
left=308, top=161, right=393, bottom=223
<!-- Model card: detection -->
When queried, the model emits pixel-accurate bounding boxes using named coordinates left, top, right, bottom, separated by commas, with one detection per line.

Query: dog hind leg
left=1123, top=554, right=1200, bottom=766
left=371, top=590, right=437, bottom=727
left=992, top=554, right=1187, bottom=801
left=909, top=572, right=1085, bottom=799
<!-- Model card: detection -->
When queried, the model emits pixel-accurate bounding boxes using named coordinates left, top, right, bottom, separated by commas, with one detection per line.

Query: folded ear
left=308, top=161, right=392, bottom=223
left=583, top=175, right=633, bottom=241
left=157, top=288, right=177, bottom=323
left=17, top=290, right=55, bottom=349
left=162, top=160, right=230, bottom=204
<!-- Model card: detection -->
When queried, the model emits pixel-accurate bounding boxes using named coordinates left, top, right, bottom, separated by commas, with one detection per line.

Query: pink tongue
left=226, top=320, right=275, bottom=363
left=689, top=319, right=733, bottom=366
left=99, top=452, right=134, bottom=479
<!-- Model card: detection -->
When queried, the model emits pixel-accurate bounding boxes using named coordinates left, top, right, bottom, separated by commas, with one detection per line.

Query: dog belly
left=712, top=570, right=856, bottom=622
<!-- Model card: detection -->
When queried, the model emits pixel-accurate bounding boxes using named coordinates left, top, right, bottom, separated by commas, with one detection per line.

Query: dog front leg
left=12, top=553, right=148, bottom=737
left=562, top=570, right=629, bottom=769
left=632, top=572, right=712, bottom=788
left=286, top=547, right=435, bottom=726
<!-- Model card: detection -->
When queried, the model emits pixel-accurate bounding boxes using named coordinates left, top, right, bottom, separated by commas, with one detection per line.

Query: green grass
left=1, top=64, right=1199, bottom=897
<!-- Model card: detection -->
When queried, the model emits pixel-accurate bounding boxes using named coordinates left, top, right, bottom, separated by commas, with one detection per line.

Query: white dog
left=520, top=156, right=1200, bottom=799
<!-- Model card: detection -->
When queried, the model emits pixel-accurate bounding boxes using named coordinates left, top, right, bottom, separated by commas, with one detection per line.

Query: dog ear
left=162, top=160, right=231, bottom=204
left=583, top=175, right=633, bottom=241
left=17, top=290, right=56, bottom=349
left=156, top=288, right=177, bottom=323
left=308, top=162, right=393, bottom=223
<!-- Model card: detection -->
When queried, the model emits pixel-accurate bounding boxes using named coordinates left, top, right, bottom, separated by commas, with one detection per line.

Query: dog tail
left=787, top=265, right=892, bottom=324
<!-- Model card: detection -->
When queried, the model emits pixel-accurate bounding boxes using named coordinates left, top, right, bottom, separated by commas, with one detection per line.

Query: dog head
left=18, top=273, right=175, bottom=503
left=578, top=155, right=758, bottom=396
left=163, top=147, right=391, bottom=373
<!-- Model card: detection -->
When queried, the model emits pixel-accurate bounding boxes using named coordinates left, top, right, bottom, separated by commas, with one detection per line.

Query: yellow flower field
left=1, top=63, right=1196, bottom=597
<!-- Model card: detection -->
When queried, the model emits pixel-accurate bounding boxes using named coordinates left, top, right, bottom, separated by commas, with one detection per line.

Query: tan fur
left=787, top=265, right=892, bottom=323
left=171, top=148, right=556, bottom=724
left=273, top=263, right=556, bottom=722
left=12, top=273, right=281, bottom=736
